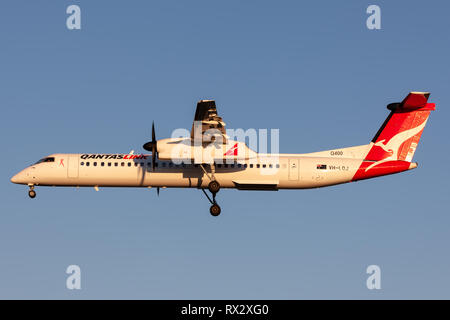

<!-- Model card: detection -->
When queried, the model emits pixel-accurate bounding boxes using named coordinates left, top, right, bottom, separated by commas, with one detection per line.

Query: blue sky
left=0, top=0, right=449, bottom=299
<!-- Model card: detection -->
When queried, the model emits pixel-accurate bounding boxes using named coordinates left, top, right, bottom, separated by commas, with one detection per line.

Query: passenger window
left=276, top=164, right=280, bottom=168
left=250, top=164, right=253, bottom=168
left=128, top=162, right=131, bottom=167
left=256, top=164, right=260, bottom=168
left=121, top=162, right=125, bottom=167
left=269, top=164, right=272, bottom=168
left=244, top=164, right=248, bottom=168
left=101, top=162, right=105, bottom=167
left=108, top=162, right=111, bottom=167
left=262, top=164, right=266, bottom=168
left=86, top=162, right=90, bottom=167
left=93, top=162, right=97, bottom=166
left=80, top=162, right=84, bottom=166
left=114, top=162, right=118, bottom=167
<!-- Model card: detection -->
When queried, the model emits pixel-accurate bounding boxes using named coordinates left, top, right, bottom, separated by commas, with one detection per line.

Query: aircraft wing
left=190, top=100, right=227, bottom=143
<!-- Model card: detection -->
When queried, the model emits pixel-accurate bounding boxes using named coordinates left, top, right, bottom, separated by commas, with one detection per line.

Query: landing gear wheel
left=28, top=190, right=36, bottom=199
left=210, top=203, right=221, bottom=217
left=208, top=180, right=220, bottom=194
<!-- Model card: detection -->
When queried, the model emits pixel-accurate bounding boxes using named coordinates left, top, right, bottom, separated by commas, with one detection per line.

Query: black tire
left=209, top=204, right=221, bottom=216
left=28, top=190, right=36, bottom=199
left=208, top=180, right=220, bottom=194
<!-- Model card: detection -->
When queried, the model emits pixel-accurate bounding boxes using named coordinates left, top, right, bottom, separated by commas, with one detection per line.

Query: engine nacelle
left=156, top=137, right=258, bottom=164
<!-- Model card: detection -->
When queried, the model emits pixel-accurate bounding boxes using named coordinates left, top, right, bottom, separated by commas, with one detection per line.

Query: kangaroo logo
left=365, top=119, right=427, bottom=172
left=224, top=143, right=238, bottom=156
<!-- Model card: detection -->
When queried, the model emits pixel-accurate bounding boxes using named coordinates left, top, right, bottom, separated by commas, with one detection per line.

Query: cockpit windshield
left=34, top=157, right=55, bottom=164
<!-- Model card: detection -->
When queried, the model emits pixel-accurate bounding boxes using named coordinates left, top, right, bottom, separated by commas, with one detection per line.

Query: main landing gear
left=209, top=202, right=221, bottom=216
left=200, top=164, right=221, bottom=216
left=202, top=187, right=221, bottom=217
left=28, top=185, right=36, bottom=199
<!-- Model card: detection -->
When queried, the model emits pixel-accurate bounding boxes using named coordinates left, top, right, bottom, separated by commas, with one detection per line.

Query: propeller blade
left=152, top=122, right=157, bottom=170
left=157, top=187, right=160, bottom=196
left=152, top=121, right=156, bottom=142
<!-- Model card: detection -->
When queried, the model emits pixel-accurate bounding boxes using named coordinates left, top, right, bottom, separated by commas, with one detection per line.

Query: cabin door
left=67, top=155, right=79, bottom=178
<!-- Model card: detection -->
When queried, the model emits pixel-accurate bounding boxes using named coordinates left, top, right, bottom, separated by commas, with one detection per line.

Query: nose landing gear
left=28, top=185, right=36, bottom=199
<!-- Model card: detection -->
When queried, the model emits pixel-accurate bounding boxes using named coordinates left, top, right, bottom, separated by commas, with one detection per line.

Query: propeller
left=143, top=122, right=161, bottom=197
left=143, top=121, right=158, bottom=170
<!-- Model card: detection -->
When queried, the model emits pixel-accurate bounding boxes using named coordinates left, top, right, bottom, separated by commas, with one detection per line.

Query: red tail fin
left=351, top=92, right=435, bottom=182
left=366, top=92, right=435, bottom=163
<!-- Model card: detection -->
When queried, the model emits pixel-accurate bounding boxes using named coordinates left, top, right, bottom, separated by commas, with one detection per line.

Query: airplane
left=10, top=92, right=435, bottom=217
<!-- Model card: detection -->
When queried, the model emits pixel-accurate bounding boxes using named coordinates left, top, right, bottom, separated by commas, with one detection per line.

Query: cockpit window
left=35, top=157, right=55, bottom=164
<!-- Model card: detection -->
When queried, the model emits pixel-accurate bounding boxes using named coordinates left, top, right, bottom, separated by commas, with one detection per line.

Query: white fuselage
left=10, top=143, right=416, bottom=190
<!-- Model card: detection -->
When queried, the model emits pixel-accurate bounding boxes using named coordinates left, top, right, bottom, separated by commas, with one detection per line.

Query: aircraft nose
left=10, top=171, right=26, bottom=184
left=10, top=173, right=20, bottom=184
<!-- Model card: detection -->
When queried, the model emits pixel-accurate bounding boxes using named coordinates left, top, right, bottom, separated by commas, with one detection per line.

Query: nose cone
left=10, top=173, right=19, bottom=184
left=11, top=174, right=18, bottom=183
left=10, top=171, right=26, bottom=184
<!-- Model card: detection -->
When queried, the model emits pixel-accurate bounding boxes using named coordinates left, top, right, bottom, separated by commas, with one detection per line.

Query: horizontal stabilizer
left=387, top=92, right=435, bottom=111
